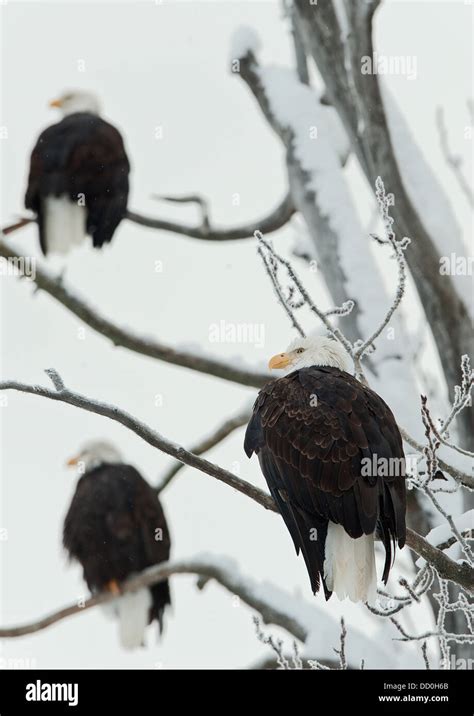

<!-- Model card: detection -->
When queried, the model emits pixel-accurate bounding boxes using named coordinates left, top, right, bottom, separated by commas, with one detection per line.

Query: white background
left=0, top=0, right=472, bottom=669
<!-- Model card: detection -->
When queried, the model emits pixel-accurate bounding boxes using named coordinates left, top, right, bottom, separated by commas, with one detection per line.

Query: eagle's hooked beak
left=66, top=454, right=79, bottom=467
left=49, top=98, right=62, bottom=108
left=268, top=352, right=292, bottom=370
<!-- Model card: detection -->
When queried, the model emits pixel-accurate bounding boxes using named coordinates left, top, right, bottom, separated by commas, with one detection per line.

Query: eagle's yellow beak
left=268, top=352, right=291, bottom=370
left=66, top=454, right=79, bottom=467
left=49, top=98, right=62, bottom=108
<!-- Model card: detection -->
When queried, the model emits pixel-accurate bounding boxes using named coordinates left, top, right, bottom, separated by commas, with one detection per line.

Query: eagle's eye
left=296, top=347, right=305, bottom=354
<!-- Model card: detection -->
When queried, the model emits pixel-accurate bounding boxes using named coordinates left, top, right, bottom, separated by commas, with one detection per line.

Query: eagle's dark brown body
left=25, top=112, right=129, bottom=254
left=63, top=463, right=171, bottom=630
left=244, top=366, right=406, bottom=597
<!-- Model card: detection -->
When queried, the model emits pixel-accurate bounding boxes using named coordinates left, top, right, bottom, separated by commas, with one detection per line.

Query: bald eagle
left=25, top=90, right=130, bottom=255
left=63, top=441, right=171, bottom=649
left=244, top=336, right=406, bottom=603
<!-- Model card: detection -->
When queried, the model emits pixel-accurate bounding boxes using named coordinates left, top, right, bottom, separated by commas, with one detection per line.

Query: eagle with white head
left=25, top=90, right=130, bottom=255
left=244, top=335, right=406, bottom=604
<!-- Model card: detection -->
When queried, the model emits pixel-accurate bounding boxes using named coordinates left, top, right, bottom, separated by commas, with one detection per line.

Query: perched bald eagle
left=244, top=336, right=406, bottom=603
left=25, top=90, right=130, bottom=255
left=63, top=441, right=171, bottom=649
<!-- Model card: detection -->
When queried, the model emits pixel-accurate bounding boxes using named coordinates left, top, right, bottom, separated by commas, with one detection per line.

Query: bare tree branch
left=1, top=217, right=34, bottom=235
left=126, top=193, right=294, bottom=241
left=1, top=193, right=295, bottom=242
left=234, top=41, right=369, bottom=352
left=0, top=371, right=472, bottom=592
left=151, top=193, right=211, bottom=232
left=0, top=371, right=274, bottom=512
left=0, top=236, right=269, bottom=389
left=156, top=405, right=251, bottom=493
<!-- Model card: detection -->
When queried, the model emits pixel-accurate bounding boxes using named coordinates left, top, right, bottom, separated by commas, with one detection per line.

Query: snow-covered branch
left=126, top=192, right=294, bottom=241
left=0, top=551, right=408, bottom=668
left=0, top=555, right=307, bottom=641
left=293, top=0, right=473, bottom=453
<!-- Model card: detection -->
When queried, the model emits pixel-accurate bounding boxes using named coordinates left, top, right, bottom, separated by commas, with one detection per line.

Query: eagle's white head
left=49, top=89, right=101, bottom=117
left=268, top=334, right=349, bottom=374
left=66, top=439, right=122, bottom=472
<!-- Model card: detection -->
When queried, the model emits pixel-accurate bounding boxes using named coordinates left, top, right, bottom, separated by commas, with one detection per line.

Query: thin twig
left=436, top=106, right=474, bottom=207
left=354, top=178, right=410, bottom=360
left=151, top=193, right=211, bottom=232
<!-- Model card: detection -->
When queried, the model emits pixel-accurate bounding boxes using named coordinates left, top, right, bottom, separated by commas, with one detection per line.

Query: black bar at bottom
left=0, top=668, right=469, bottom=713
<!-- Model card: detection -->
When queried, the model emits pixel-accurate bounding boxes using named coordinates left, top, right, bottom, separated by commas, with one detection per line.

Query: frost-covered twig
left=399, top=426, right=473, bottom=490
left=420, top=396, right=442, bottom=487
left=253, top=617, right=291, bottom=669
left=255, top=177, right=410, bottom=384
left=354, top=178, right=410, bottom=361
left=255, top=616, right=353, bottom=670
left=424, top=486, right=474, bottom=565
left=421, top=390, right=474, bottom=460
left=367, top=566, right=434, bottom=618
left=439, top=355, right=473, bottom=439
left=333, top=617, right=348, bottom=670
left=257, top=239, right=306, bottom=338
left=256, top=230, right=353, bottom=352
left=418, top=395, right=474, bottom=563
left=388, top=588, right=474, bottom=653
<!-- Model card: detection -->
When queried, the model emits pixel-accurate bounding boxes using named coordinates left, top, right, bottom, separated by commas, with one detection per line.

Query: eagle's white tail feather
left=44, top=196, right=87, bottom=254
left=323, top=522, right=377, bottom=604
left=116, top=589, right=152, bottom=650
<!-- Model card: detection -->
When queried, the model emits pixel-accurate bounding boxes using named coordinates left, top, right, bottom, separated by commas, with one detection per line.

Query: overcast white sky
left=0, top=0, right=472, bottom=669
